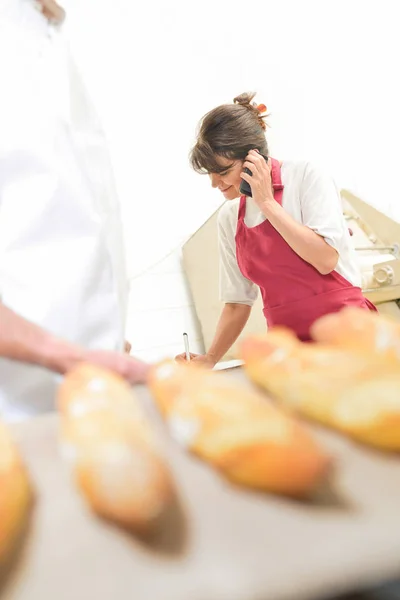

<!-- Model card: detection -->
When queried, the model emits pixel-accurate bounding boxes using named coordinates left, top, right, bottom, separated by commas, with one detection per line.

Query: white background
left=63, top=0, right=400, bottom=360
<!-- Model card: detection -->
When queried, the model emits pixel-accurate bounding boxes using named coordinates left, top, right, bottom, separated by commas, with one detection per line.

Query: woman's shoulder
left=281, top=159, right=334, bottom=184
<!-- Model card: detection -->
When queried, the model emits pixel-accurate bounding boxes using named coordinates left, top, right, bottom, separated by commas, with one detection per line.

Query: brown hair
left=190, top=92, right=269, bottom=175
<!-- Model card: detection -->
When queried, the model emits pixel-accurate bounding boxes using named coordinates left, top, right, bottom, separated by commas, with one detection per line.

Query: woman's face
left=208, top=156, right=243, bottom=201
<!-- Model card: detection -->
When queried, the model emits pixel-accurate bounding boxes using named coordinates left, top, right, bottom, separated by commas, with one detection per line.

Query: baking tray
left=3, top=369, right=400, bottom=600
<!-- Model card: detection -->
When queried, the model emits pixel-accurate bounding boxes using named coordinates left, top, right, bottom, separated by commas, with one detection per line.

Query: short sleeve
left=300, top=162, right=349, bottom=254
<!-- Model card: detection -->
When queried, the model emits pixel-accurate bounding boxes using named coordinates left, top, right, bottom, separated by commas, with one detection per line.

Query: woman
left=178, top=92, right=376, bottom=367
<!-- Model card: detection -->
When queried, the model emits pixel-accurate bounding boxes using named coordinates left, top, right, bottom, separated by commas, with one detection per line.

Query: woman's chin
left=223, top=188, right=240, bottom=201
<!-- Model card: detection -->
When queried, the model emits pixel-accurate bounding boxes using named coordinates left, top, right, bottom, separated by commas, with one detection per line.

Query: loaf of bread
left=148, top=360, right=330, bottom=498
left=241, top=308, right=400, bottom=451
left=57, top=364, right=174, bottom=534
left=0, top=422, right=31, bottom=567
left=311, top=307, right=400, bottom=361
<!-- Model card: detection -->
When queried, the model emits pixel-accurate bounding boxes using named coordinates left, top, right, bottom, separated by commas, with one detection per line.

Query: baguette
left=0, top=423, right=31, bottom=567
left=57, top=364, right=174, bottom=534
left=241, top=310, right=400, bottom=451
left=148, top=360, right=330, bottom=498
left=311, top=307, right=400, bottom=361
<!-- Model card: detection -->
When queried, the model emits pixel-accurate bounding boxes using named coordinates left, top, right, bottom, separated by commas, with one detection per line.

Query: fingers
left=38, top=0, right=66, bottom=23
left=175, top=353, right=197, bottom=362
left=240, top=170, right=252, bottom=183
left=242, top=151, right=269, bottom=184
left=125, top=357, right=151, bottom=384
left=83, top=349, right=150, bottom=385
left=242, top=161, right=265, bottom=177
left=244, top=150, right=268, bottom=171
left=242, top=162, right=254, bottom=174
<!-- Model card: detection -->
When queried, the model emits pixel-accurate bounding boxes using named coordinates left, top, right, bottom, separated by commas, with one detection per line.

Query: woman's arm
left=0, top=303, right=149, bottom=384
left=259, top=200, right=339, bottom=275
left=241, top=152, right=340, bottom=275
left=176, top=303, right=251, bottom=367
left=206, top=303, right=252, bottom=365
left=176, top=205, right=256, bottom=367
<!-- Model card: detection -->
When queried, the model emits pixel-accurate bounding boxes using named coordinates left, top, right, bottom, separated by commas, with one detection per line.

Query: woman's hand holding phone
left=240, top=150, right=274, bottom=209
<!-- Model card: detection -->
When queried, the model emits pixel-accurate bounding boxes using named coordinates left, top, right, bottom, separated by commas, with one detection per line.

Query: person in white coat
left=0, top=0, right=147, bottom=421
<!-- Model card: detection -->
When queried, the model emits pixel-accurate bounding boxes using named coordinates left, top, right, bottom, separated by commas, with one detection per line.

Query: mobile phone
left=239, top=155, right=268, bottom=197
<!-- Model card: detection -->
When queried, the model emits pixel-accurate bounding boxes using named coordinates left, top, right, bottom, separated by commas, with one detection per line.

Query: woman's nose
left=210, top=173, right=220, bottom=188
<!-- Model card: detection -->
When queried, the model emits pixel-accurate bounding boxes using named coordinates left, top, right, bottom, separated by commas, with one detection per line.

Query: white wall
left=63, top=0, right=400, bottom=361
left=125, top=247, right=205, bottom=362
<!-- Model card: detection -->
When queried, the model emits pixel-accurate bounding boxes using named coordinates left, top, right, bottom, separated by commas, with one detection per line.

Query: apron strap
left=270, top=158, right=283, bottom=189
left=270, top=157, right=284, bottom=205
left=238, top=195, right=247, bottom=219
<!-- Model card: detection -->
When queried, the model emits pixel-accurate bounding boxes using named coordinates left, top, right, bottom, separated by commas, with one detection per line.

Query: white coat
left=0, top=1, right=128, bottom=420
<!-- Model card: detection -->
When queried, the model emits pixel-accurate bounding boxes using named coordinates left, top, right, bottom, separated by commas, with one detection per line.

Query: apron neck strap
left=238, top=196, right=247, bottom=219
left=270, top=158, right=283, bottom=190
left=270, top=158, right=284, bottom=205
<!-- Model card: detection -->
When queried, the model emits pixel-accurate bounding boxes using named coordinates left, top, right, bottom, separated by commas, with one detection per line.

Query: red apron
left=235, top=158, right=377, bottom=341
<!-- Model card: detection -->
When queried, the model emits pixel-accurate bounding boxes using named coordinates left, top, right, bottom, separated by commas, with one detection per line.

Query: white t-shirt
left=218, top=160, right=361, bottom=306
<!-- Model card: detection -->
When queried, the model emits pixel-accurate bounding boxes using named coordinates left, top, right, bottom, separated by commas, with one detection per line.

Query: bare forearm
left=206, top=303, right=251, bottom=364
left=261, top=201, right=338, bottom=274
left=0, top=303, right=83, bottom=374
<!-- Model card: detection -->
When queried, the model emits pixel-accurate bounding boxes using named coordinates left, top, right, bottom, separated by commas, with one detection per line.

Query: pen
left=183, top=332, right=190, bottom=362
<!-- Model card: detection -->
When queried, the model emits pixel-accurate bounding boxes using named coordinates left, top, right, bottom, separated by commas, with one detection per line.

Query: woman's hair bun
left=233, top=92, right=257, bottom=107
left=233, top=92, right=268, bottom=131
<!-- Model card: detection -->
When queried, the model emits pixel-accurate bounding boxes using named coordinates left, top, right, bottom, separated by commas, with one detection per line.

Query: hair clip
left=257, top=104, right=267, bottom=114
